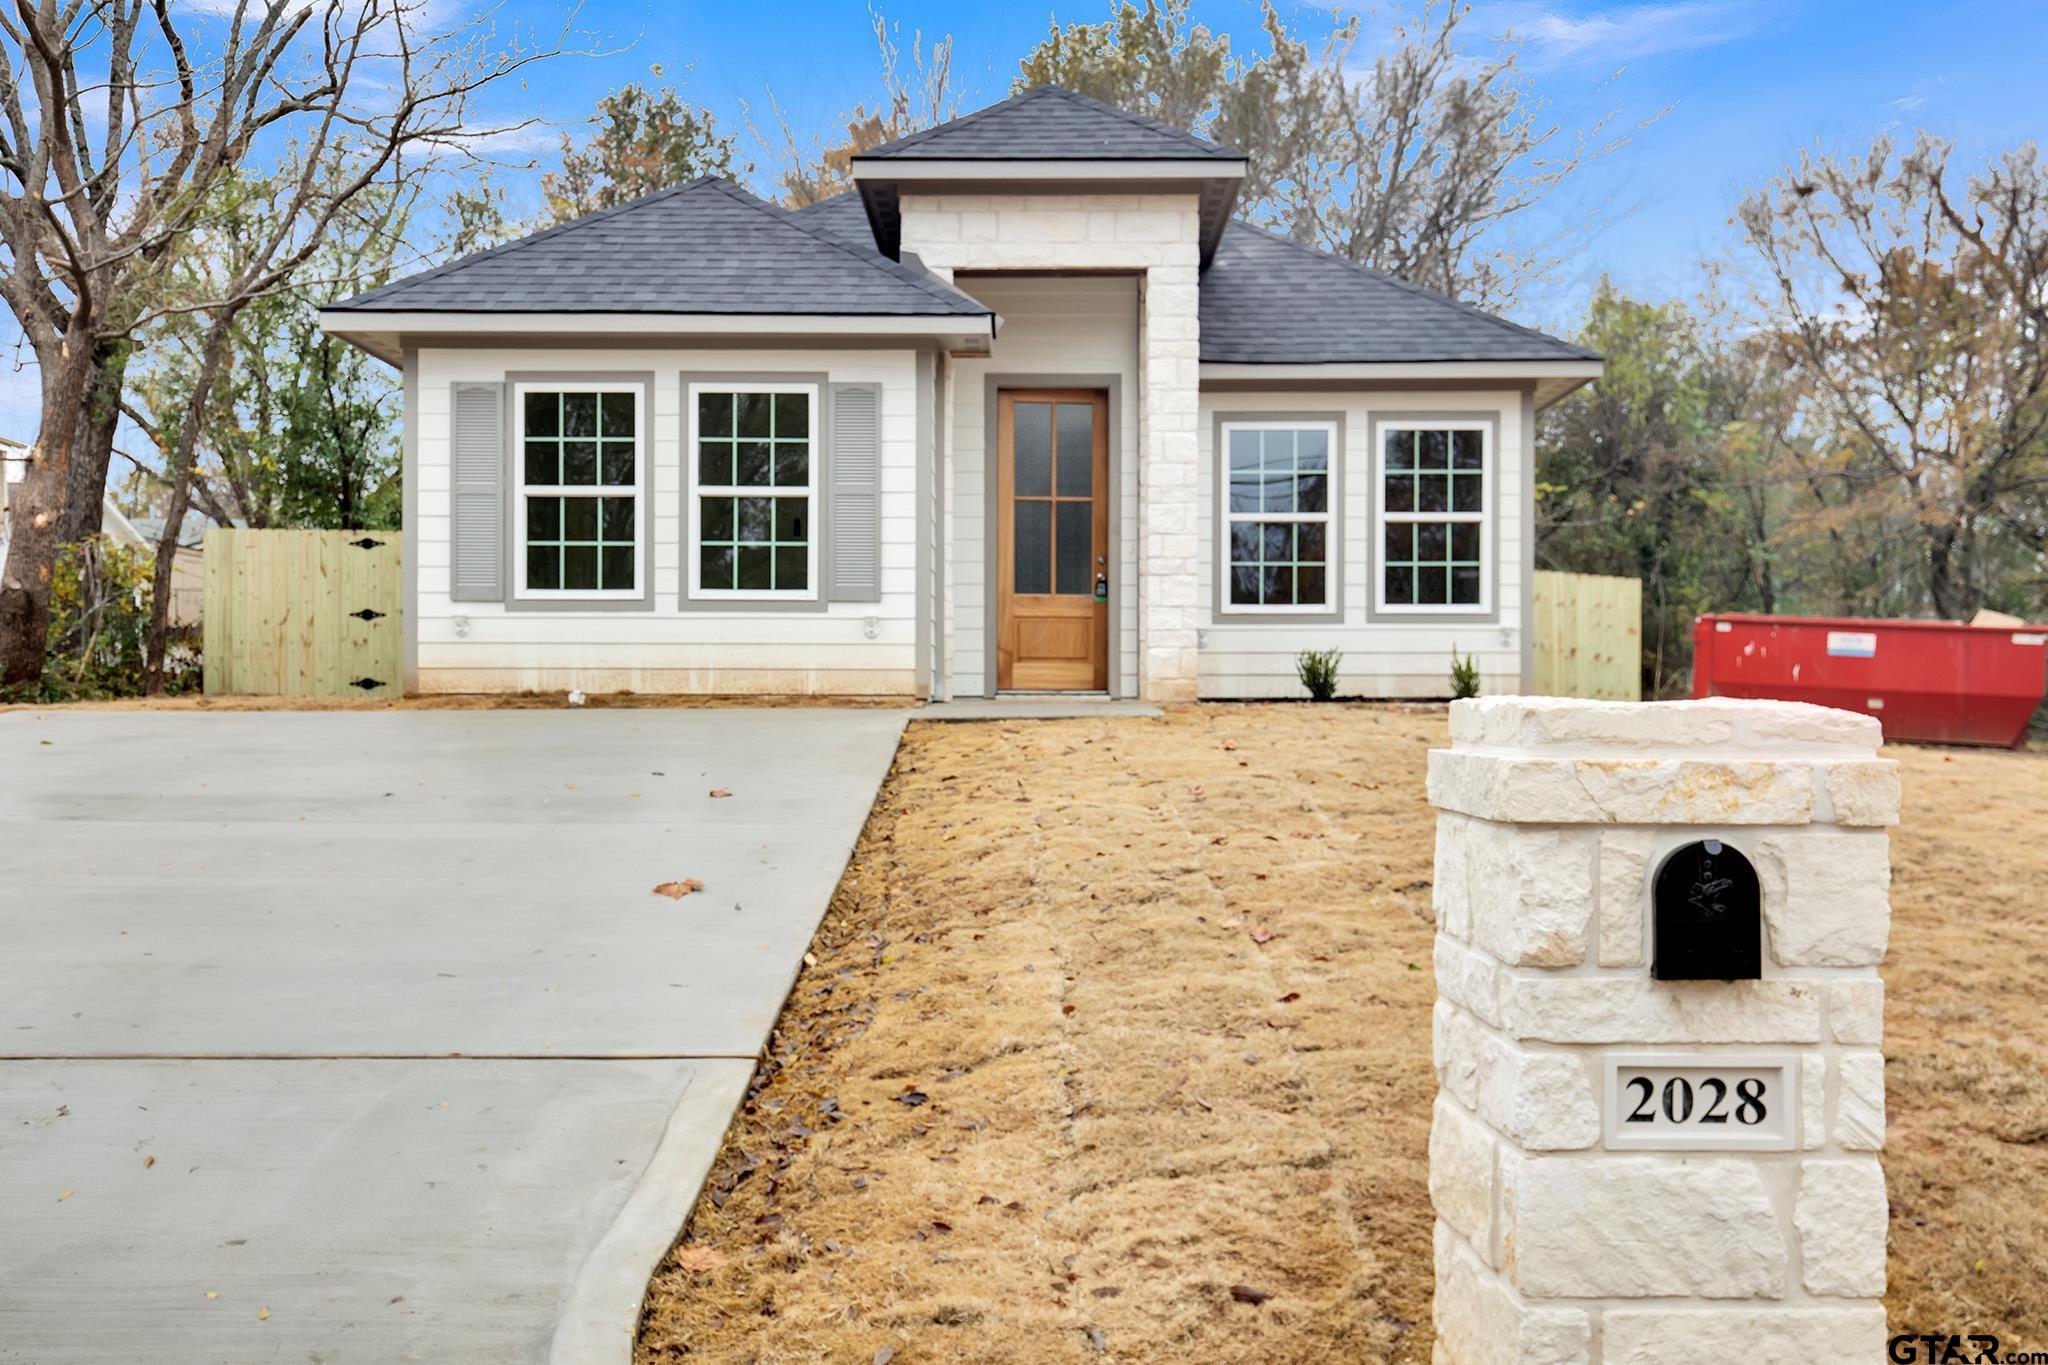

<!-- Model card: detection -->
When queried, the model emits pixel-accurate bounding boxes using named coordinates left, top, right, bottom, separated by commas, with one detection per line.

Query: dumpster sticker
left=1826, top=631, right=1878, bottom=658
left=2016, top=633, right=2047, bottom=646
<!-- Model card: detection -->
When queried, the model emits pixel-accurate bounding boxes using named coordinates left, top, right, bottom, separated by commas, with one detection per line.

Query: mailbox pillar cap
left=1448, top=695, right=1882, bottom=759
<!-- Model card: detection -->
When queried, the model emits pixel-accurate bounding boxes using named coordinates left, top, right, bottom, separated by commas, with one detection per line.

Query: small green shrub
left=1450, top=647, right=1481, bottom=700
left=22, top=538, right=199, bottom=702
left=1296, top=647, right=1342, bottom=701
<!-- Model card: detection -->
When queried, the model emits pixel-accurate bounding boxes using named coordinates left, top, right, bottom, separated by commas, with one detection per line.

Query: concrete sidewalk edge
left=548, top=1060, right=756, bottom=1365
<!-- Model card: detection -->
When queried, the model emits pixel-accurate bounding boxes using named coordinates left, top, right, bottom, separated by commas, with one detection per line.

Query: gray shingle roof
left=855, top=84, right=1240, bottom=162
left=330, top=178, right=991, bottom=317
left=787, top=190, right=876, bottom=249
left=1199, top=222, right=1597, bottom=364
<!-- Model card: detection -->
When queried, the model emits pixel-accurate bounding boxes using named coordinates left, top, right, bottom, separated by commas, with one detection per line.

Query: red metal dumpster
left=1692, top=614, right=2048, bottom=748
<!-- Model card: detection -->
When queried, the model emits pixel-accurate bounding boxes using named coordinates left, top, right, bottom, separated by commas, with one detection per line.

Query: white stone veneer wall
left=899, top=192, right=1202, bottom=702
left=1425, top=696, right=1897, bottom=1364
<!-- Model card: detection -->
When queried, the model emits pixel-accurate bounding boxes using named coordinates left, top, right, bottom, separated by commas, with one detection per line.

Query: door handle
left=1094, top=573, right=1109, bottom=603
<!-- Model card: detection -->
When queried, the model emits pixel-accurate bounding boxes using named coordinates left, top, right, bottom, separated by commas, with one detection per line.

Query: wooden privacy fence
left=1530, top=570, right=1642, bottom=701
left=203, top=529, right=402, bottom=696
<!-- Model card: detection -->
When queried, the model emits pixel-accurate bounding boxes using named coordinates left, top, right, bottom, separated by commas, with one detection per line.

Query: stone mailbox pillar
left=1425, top=697, right=1897, bottom=1364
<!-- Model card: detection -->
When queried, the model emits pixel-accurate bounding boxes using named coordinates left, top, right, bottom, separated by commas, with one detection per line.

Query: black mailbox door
left=1652, top=839, right=1762, bottom=981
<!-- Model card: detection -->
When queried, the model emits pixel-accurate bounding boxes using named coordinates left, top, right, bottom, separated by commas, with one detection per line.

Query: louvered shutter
left=450, top=383, right=505, bottom=601
left=827, top=383, right=882, bottom=602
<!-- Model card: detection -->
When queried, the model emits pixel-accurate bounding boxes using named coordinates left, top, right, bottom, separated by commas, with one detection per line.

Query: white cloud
left=1467, top=1, right=1762, bottom=70
left=1883, top=78, right=1943, bottom=114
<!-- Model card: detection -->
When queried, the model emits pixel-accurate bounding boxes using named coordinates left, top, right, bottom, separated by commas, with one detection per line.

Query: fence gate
left=1531, top=570, right=1642, bottom=701
left=202, top=529, right=402, bottom=696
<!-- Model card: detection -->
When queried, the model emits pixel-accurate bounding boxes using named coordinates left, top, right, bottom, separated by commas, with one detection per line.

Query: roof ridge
left=1226, top=219, right=1598, bottom=359
left=789, top=188, right=862, bottom=213
left=854, top=83, right=1235, bottom=160
left=855, top=87, right=1035, bottom=158
left=336, top=178, right=721, bottom=306
left=1037, top=85, right=1235, bottom=157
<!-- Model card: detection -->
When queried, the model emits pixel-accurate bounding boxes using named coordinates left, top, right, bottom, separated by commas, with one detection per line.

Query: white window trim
left=686, top=381, right=822, bottom=602
left=1216, top=418, right=1340, bottom=617
left=511, top=382, right=646, bottom=603
left=1372, top=418, right=1492, bottom=616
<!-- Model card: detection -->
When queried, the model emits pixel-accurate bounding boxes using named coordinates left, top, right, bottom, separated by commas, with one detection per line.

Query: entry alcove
left=1650, top=838, right=1763, bottom=981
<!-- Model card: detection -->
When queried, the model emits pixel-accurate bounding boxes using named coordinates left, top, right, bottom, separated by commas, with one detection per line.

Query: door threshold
left=997, top=690, right=1109, bottom=698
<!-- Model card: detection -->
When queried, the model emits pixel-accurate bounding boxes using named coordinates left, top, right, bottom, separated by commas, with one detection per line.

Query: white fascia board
left=318, top=311, right=994, bottom=339
left=1200, top=359, right=1603, bottom=383
left=850, top=158, right=1246, bottom=182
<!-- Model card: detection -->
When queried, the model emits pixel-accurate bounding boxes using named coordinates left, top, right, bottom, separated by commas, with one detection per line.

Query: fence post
left=1426, top=696, right=1896, bottom=1362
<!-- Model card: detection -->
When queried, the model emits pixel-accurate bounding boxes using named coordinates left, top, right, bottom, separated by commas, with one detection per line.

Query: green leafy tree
left=545, top=75, right=746, bottom=222
left=126, top=172, right=409, bottom=536
left=1537, top=286, right=1791, bottom=694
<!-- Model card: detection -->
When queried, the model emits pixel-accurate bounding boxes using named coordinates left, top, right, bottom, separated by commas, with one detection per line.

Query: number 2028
left=1625, top=1076, right=1767, bottom=1126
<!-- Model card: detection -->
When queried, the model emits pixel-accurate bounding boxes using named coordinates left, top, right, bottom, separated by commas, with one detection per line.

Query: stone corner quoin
left=1426, top=695, right=1893, bottom=1365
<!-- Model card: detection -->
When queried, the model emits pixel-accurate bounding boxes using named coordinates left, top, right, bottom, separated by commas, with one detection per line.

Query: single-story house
left=321, top=86, right=1600, bottom=701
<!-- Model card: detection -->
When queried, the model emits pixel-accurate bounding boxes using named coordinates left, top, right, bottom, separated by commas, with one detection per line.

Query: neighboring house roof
left=855, top=84, right=1240, bottom=162
left=127, top=508, right=212, bottom=552
left=329, top=178, right=992, bottom=318
left=1199, top=222, right=1599, bottom=365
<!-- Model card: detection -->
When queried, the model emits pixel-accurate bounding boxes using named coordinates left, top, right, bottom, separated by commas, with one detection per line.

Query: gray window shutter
left=827, top=382, right=882, bottom=602
left=450, top=382, right=505, bottom=602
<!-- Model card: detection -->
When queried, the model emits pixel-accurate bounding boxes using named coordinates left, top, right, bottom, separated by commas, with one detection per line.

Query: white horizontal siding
left=413, top=346, right=920, bottom=695
left=1196, top=387, right=1530, bottom=700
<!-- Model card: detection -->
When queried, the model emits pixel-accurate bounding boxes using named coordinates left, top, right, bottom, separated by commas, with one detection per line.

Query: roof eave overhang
left=849, top=157, right=1247, bottom=180
left=1200, top=358, right=1603, bottom=409
left=319, top=309, right=1000, bottom=365
left=851, top=157, right=1249, bottom=267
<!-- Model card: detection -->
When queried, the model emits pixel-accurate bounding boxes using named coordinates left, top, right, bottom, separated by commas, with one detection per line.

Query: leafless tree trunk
left=0, top=0, right=566, bottom=689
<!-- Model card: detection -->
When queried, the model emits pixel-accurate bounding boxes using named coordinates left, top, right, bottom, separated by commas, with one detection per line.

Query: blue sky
left=470, top=0, right=2048, bottom=327
left=6, top=0, right=2047, bottom=444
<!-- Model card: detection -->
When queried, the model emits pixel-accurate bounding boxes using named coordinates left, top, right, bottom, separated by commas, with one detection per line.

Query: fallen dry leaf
left=57, top=1188, right=73, bottom=1201
left=204, top=1291, right=218, bottom=1301
left=653, top=879, right=706, bottom=899
left=1249, top=923, right=1273, bottom=944
left=1230, top=1284, right=1272, bottom=1306
left=142, top=1155, right=155, bottom=1168
left=709, top=789, right=732, bottom=798
left=672, top=1245, right=727, bottom=1273
left=257, top=1307, right=270, bottom=1322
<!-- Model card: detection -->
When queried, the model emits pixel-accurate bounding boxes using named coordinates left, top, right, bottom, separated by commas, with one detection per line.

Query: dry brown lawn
left=635, top=704, right=2048, bottom=1364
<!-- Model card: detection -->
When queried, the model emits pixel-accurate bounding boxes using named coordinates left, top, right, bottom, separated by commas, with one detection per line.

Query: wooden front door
left=996, top=389, right=1109, bottom=691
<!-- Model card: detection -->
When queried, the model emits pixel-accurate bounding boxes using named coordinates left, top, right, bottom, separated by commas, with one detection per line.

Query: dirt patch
left=635, top=705, right=2048, bottom=1361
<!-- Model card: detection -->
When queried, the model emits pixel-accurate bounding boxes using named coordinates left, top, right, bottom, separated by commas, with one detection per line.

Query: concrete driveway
left=0, top=707, right=905, bottom=1363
